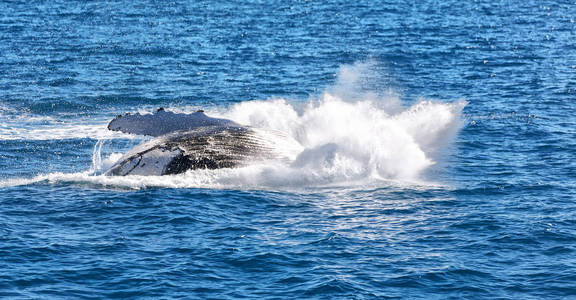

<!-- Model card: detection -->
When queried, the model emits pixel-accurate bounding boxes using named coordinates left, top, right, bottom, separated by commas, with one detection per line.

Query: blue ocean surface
left=1, top=0, right=576, bottom=298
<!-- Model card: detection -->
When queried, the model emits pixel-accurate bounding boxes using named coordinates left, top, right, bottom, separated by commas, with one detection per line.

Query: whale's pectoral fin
left=107, top=109, right=239, bottom=137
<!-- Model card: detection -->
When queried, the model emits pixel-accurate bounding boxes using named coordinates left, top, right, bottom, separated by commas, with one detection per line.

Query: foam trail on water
left=0, top=62, right=466, bottom=189
left=0, top=110, right=139, bottom=141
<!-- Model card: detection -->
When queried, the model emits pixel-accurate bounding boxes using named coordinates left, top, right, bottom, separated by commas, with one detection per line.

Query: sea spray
left=90, top=139, right=124, bottom=175
left=224, top=93, right=465, bottom=184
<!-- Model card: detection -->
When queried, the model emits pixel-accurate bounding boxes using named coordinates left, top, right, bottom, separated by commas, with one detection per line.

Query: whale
left=104, top=108, right=299, bottom=176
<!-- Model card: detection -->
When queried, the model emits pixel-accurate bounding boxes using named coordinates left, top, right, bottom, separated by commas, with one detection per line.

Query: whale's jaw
left=105, top=126, right=279, bottom=176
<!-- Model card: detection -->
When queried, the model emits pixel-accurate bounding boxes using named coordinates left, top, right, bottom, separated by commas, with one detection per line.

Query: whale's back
left=107, top=109, right=239, bottom=137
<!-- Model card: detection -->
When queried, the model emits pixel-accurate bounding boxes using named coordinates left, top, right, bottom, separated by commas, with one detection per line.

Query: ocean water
left=1, top=0, right=575, bottom=298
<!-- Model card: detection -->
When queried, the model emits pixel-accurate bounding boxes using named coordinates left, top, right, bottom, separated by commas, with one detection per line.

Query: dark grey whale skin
left=104, top=110, right=281, bottom=176
left=107, top=109, right=239, bottom=137
left=105, top=126, right=277, bottom=176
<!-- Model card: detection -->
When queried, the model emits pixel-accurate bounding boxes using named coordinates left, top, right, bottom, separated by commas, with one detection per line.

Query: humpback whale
left=104, top=108, right=299, bottom=176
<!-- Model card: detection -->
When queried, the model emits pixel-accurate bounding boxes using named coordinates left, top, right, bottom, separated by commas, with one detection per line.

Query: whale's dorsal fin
left=107, top=109, right=239, bottom=137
